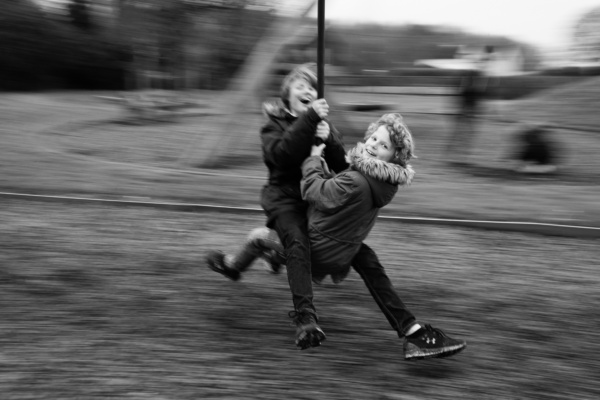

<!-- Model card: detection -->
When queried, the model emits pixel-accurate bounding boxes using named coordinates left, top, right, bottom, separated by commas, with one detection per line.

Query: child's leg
left=352, top=244, right=467, bottom=360
left=227, top=227, right=283, bottom=272
left=351, top=243, right=418, bottom=337
left=272, top=211, right=325, bottom=349
left=250, top=227, right=285, bottom=272
left=272, top=211, right=316, bottom=317
left=206, top=227, right=282, bottom=281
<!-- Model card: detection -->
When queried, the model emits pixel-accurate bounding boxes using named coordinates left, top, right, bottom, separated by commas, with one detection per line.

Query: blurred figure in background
left=447, top=68, right=487, bottom=162
left=207, top=113, right=467, bottom=360
left=447, top=46, right=500, bottom=162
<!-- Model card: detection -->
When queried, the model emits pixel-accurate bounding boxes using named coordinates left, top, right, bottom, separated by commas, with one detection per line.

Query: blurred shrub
left=178, top=4, right=275, bottom=90
left=5, top=1, right=580, bottom=93
left=0, top=0, right=61, bottom=90
left=1, top=0, right=127, bottom=90
left=323, top=24, right=542, bottom=74
left=0, top=0, right=274, bottom=91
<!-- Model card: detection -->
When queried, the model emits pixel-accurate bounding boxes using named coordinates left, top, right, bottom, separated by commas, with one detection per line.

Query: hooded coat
left=300, top=142, right=415, bottom=283
left=260, top=104, right=347, bottom=228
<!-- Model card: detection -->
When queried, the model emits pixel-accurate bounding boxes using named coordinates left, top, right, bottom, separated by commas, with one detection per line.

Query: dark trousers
left=272, top=210, right=316, bottom=316
left=351, top=243, right=417, bottom=337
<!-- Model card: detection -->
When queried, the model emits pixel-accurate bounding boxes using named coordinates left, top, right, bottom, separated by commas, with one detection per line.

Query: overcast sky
left=306, top=0, right=600, bottom=49
left=35, top=0, right=600, bottom=50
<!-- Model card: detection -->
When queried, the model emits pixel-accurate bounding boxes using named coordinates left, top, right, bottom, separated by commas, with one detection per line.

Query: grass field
left=2, top=200, right=599, bottom=399
left=1, top=83, right=599, bottom=399
left=1, top=86, right=600, bottom=227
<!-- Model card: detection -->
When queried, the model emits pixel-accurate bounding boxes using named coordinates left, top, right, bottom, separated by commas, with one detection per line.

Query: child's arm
left=322, top=122, right=349, bottom=173
left=261, top=107, right=322, bottom=169
left=300, top=154, right=358, bottom=213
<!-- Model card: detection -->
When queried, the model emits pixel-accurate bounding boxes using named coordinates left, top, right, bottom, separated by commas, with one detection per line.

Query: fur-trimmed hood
left=346, top=142, right=415, bottom=186
left=300, top=143, right=415, bottom=280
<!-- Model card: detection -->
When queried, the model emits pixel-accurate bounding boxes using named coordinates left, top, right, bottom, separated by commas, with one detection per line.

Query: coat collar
left=345, top=143, right=414, bottom=186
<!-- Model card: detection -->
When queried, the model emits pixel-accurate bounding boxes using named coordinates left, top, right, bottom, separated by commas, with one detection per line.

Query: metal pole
left=317, top=0, right=325, bottom=98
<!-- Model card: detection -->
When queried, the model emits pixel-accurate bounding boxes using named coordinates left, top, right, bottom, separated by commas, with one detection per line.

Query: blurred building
left=454, top=44, right=526, bottom=76
left=415, top=43, right=527, bottom=77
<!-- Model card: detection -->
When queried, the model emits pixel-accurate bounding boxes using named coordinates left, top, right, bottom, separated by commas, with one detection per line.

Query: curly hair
left=363, top=113, right=416, bottom=167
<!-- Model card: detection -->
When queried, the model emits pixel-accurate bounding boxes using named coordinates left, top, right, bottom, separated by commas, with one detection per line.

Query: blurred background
left=4, top=0, right=600, bottom=168
left=2, top=0, right=600, bottom=221
left=2, top=1, right=600, bottom=398
left=5, top=0, right=600, bottom=90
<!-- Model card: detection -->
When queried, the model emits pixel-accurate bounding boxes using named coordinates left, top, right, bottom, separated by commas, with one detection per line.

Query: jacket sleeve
left=300, top=155, right=357, bottom=213
left=322, top=121, right=349, bottom=173
left=261, top=108, right=322, bottom=169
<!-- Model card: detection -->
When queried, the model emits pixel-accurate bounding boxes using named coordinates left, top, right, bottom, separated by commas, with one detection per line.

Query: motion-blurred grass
left=1, top=200, right=598, bottom=399
left=1, top=83, right=599, bottom=227
left=1, top=83, right=600, bottom=398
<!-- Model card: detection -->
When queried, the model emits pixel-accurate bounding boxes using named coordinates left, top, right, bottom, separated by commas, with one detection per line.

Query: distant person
left=447, top=68, right=486, bottom=161
left=207, top=113, right=467, bottom=360
left=447, top=45, right=500, bottom=161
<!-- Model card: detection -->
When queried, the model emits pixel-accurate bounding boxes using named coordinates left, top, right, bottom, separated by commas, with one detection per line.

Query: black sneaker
left=206, top=250, right=240, bottom=281
left=403, top=324, right=466, bottom=361
left=288, top=310, right=326, bottom=350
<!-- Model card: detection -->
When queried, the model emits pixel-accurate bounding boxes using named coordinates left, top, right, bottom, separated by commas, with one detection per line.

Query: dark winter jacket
left=260, top=105, right=347, bottom=227
left=300, top=142, right=415, bottom=283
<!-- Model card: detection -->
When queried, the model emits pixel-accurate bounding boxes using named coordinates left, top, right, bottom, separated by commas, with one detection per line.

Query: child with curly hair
left=208, top=113, right=467, bottom=360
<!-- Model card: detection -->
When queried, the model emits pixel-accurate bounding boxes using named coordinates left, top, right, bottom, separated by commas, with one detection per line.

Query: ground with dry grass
left=2, top=200, right=599, bottom=399
left=1, top=86, right=600, bottom=399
